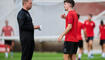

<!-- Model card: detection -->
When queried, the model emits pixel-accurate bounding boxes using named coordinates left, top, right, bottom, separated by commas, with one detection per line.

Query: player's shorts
left=100, top=40, right=105, bottom=46
left=5, top=40, right=12, bottom=45
left=78, top=40, right=83, bottom=48
left=64, top=41, right=78, bottom=54
left=86, top=37, right=94, bottom=43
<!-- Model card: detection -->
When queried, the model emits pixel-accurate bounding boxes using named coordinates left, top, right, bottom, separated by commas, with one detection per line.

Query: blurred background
left=0, top=0, right=105, bottom=60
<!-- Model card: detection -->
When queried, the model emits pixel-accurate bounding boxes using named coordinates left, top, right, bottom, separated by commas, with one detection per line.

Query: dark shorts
left=78, top=40, right=83, bottom=48
left=64, top=41, right=78, bottom=54
left=100, top=40, right=105, bottom=46
left=86, top=37, right=94, bottom=43
left=5, top=40, right=12, bottom=45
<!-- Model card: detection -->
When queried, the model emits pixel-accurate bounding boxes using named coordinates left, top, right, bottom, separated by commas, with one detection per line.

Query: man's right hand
left=61, top=14, right=66, bottom=19
left=34, top=25, right=40, bottom=29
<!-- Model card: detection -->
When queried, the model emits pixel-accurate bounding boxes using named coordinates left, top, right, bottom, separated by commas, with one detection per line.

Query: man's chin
left=28, top=7, right=32, bottom=10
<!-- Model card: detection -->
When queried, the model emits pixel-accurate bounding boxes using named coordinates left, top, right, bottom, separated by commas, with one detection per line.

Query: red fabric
left=77, top=21, right=84, bottom=40
left=2, top=26, right=13, bottom=36
left=99, top=25, right=105, bottom=40
left=65, top=10, right=78, bottom=42
left=84, top=20, right=95, bottom=37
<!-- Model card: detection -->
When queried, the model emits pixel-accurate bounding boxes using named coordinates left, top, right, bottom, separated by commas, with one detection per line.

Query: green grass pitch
left=0, top=52, right=105, bottom=60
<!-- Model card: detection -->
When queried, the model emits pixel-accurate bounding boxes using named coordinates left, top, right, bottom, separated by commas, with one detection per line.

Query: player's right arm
left=83, top=28, right=87, bottom=40
left=61, top=14, right=66, bottom=19
left=58, top=13, right=73, bottom=42
left=58, top=24, right=72, bottom=42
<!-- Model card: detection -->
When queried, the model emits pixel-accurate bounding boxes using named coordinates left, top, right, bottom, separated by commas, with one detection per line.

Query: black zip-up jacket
left=17, top=8, right=34, bottom=43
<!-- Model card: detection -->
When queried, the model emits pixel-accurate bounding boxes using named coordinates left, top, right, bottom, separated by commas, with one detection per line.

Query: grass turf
left=0, top=52, right=105, bottom=60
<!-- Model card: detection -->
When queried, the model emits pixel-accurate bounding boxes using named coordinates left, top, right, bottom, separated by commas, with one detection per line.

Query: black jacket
left=17, top=8, right=34, bottom=42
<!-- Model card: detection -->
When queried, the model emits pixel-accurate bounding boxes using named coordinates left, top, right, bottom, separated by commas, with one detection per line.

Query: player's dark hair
left=77, top=14, right=80, bottom=19
left=64, top=0, right=75, bottom=7
left=101, top=20, right=104, bottom=26
left=88, top=14, right=93, bottom=17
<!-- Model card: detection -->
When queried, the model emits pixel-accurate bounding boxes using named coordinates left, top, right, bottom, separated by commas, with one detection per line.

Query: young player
left=99, top=20, right=105, bottom=58
left=77, top=14, right=85, bottom=60
left=1, top=20, right=14, bottom=58
left=84, top=14, right=95, bottom=58
left=58, top=0, right=78, bottom=60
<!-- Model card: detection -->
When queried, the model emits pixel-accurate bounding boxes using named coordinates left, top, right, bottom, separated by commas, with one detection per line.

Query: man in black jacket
left=17, top=0, right=40, bottom=60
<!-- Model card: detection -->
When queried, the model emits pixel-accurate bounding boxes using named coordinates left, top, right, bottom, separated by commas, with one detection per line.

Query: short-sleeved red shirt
left=65, top=10, right=78, bottom=42
left=77, top=21, right=84, bottom=40
left=2, top=26, right=13, bottom=36
left=84, top=20, right=95, bottom=37
left=99, top=25, right=105, bottom=40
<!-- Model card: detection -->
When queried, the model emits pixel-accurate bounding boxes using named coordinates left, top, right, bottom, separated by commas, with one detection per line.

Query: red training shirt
left=84, top=20, right=95, bottom=37
left=77, top=21, right=84, bottom=40
left=65, top=10, right=78, bottom=42
left=99, top=25, right=105, bottom=40
left=2, top=26, right=13, bottom=36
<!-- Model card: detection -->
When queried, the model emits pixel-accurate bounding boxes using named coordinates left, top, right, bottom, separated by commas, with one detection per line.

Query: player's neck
left=68, top=8, right=73, bottom=12
left=101, top=24, right=104, bottom=26
left=89, top=19, right=92, bottom=22
left=6, top=25, right=9, bottom=27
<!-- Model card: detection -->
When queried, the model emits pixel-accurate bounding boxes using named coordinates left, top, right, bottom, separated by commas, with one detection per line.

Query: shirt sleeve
left=68, top=13, right=73, bottom=24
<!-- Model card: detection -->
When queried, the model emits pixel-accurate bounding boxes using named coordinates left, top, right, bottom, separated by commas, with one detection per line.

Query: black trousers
left=21, top=39, right=35, bottom=60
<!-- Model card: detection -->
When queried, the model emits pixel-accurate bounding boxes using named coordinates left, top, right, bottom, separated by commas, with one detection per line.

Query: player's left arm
left=11, top=27, right=14, bottom=36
